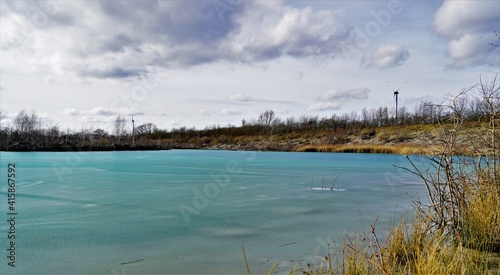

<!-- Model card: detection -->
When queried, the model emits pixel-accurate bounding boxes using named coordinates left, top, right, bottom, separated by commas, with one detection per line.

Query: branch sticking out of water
left=331, top=175, right=340, bottom=190
left=279, top=242, right=298, bottom=247
left=121, top=258, right=143, bottom=265
left=242, top=244, right=251, bottom=275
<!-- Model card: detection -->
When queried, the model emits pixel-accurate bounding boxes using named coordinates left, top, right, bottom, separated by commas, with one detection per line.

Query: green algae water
left=0, top=150, right=426, bottom=274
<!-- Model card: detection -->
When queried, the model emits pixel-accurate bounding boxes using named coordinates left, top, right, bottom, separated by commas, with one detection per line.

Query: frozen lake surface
left=0, top=150, right=427, bottom=274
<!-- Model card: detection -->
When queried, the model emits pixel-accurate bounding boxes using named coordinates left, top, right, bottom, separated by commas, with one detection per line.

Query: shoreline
left=0, top=143, right=171, bottom=152
left=0, top=142, right=436, bottom=155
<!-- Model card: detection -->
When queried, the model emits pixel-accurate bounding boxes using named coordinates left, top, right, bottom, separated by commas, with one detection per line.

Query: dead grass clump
left=460, top=174, right=500, bottom=252
left=295, top=144, right=436, bottom=155
left=266, top=215, right=493, bottom=274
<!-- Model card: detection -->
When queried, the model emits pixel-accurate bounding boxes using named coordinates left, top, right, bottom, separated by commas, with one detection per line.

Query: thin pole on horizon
left=388, top=81, right=407, bottom=125
left=132, top=116, right=135, bottom=146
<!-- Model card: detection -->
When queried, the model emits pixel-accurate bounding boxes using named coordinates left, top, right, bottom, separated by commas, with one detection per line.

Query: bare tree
left=0, top=109, right=6, bottom=131
left=13, top=109, right=40, bottom=134
left=284, top=116, right=297, bottom=132
left=136, top=123, right=156, bottom=135
left=361, top=107, right=370, bottom=126
left=403, top=80, right=500, bottom=252
left=44, top=125, right=60, bottom=148
left=488, top=30, right=499, bottom=47
left=114, top=115, right=127, bottom=143
left=258, top=109, right=276, bottom=127
left=375, top=106, right=389, bottom=126
left=398, top=106, right=411, bottom=125
left=93, top=128, right=108, bottom=138
left=477, top=75, right=499, bottom=174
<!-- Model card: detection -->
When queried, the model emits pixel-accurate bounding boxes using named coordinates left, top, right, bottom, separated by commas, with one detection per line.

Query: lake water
left=0, top=150, right=427, bottom=274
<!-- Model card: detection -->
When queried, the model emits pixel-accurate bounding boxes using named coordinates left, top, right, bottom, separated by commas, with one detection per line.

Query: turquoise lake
left=0, top=150, right=428, bottom=274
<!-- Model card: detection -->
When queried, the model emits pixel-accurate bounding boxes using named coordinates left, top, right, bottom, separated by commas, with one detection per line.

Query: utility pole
left=132, top=116, right=135, bottom=146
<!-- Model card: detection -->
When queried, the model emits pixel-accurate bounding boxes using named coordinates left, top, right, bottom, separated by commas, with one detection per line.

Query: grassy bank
left=257, top=86, right=500, bottom=274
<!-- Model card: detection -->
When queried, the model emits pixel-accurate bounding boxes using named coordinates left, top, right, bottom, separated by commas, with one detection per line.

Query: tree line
left=0, top=77, right=498, bottom=151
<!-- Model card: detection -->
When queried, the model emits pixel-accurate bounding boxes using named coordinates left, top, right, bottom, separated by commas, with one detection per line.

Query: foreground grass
left=257, top=214, right=499, bottom=275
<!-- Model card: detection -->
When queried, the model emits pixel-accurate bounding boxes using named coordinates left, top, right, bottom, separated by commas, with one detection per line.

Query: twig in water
left=330, top=175, right=340, bottom=190
left=121, top=258, right=143, bottom=265
left=279, top=242, right=298, bottom=247
left=242, top=244, right=251, bottom=275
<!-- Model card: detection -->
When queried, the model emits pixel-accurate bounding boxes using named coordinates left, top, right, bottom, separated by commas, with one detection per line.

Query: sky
left=0, top=0, right=499, bottom=133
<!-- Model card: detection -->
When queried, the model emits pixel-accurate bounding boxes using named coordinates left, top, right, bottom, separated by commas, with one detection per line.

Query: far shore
left=0, top=142, right=447, bottom=155
left=1, top=122, right=486, bottom=156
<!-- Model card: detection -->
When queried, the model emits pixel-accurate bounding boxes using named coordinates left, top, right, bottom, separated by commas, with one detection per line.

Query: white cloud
left=90, top=107, right=116, bottom=116
left=360, top=45, right=410, bottom=69
left=220, top=108, right=240, bottom=116
left=321, top=87, right=370, bottom=101
left=307, top=101, right=342, bottom=112
left=63, top=108, right=80, bottom=116
left=0, top=1, right=354, bottom=81
left=228, top=3, right=351, bottom=62
left=433, top=1, right=498, bottom=37
left=152, top=111, right=168, bottom=116
left=292, top=70, right=304, bottom=80
left=196, top=109, right=211, bottom=116
left=61, top=107, right=138, bottom=118
left=78, top=116, right=105, bottom=123
left=308, top=87, right=370, bottom=111
left=229, top=93, right=252, bottom=102
left=128, top=111, right=144, bottom=116
left=433, top=0, right=499, bottom=68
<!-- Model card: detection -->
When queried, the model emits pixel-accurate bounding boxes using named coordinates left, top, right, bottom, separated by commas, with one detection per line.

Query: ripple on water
left=204, top=227, right=260, bottom=239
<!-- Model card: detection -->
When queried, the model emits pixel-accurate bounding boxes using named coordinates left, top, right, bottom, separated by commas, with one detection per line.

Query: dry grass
left=460, top=174, right=500, bottom=252
left=267, top=214, right=497, bottom=275
left=294, top=144, right=440, bottom=155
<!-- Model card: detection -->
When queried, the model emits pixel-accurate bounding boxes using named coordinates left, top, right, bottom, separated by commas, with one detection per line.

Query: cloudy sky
left=1, top=0, right=499, bottom=132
